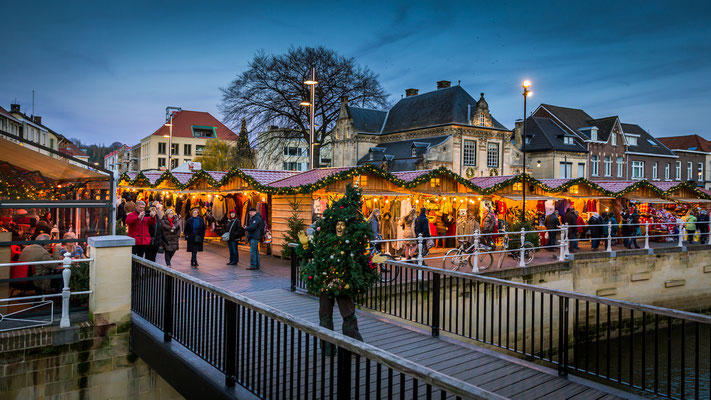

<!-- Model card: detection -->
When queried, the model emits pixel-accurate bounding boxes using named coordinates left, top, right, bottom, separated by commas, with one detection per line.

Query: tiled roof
left=148, top=110, right=238, bottom=140
left=657, top=135, right=711, bottom=152
left=357, top=135, right=451, bottom=172
left=171, top=172, right=193, bottom=184
left=392, top=170, right=433, bottom=182
left=469, top=175, right=516, bottom=189
left=103, top=144, right=130, bottom=159
left=59, top=140, right=88, bottom=157
left=622, top=123, right=676, bottom=157
left=539, top=104, right=595, bottom=137
left=241, top=169, right=300, bottom=185
left=268, top=167, right=351, bottom=188
left=525, top=117, right=586, bottom=153
left=143, top=172, right=163, bottom=185
left=594, top=181, right=639, bottom=193
left=348, top=107, right=387, bottom=134
left=586, top=116, right=617, bottom=142
left=0, top=106, right=19, bottom=122
left=539, top=179, right=570, bottom=190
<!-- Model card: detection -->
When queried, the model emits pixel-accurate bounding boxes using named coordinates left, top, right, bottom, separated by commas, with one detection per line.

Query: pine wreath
left=296, top=185, right=379, bottom=297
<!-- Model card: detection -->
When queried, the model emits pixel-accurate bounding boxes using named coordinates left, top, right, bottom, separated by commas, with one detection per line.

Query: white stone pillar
left=87, top=235, right=135, bottom=326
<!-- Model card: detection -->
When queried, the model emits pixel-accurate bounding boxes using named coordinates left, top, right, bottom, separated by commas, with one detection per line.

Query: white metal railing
left=0, top=253, right=93, bottom=330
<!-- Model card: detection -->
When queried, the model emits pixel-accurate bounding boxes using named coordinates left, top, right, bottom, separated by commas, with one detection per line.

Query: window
left=577, top=163, right=585, bottom=178
left=192, top=126, right=216, bottom=138
left=430, top=178, right=441, bottom=188
left=698, top=162, right=704, bottom=181
left=676, top=161, right=682, bottom=180
left=665, top=163, right=670, bottom=180
left=652, top=162, right=658, bottom=180
left=479, top=114, right=485, bottom=126
left=353, top=175, right=367, bottom=186
left=158, top=142, right=167, bottom=155
left=171, top=143, right=179, bottom=155
left=411, top=147, right=417, bottom=157
left=171, top=158, right=179, bottom=169
left=283, top=162, right=304, bottom=171
left=611, top=133, right=616, bottom=146
left=196, top=145, right=205, bottom=156
left=158, top=158, right=166, bottom=168
left=559, top=162, right=572, bottom=179
left=632, top=161, right=645, bottom=179
left=604, top=156, right=612, bottom=177
left=591, top=155, right=599, bottom=176
left=563, top=136, right=574, bottom=145
left=486, top=142, right=499, bottom=168
left=284, top=147, right=305, bottom=157
left=184, top=144, right=192, bottom=156
left=688, top=162, right=693, bottom=179
left=626, top=136, right=638, bottom=146
left=591, top=130, right=598, bottom=141
left=49, top=138, right=54, bottom=149
left=647, top=139, right=658, bottom=146
left=463, top=140, right=476, bottom=166
left=616, top=157, right=624, bottom=177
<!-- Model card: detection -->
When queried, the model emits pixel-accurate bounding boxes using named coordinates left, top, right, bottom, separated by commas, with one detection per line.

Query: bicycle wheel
left=523, top=242, right=535, bottom=264
left=470, top=251, right=493, bottom=271
left=378, top=253, right=398, bottom=283
left=445, top=248, right=466, bottom=271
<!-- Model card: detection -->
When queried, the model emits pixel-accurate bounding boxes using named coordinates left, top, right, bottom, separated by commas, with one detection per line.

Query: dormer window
left=590, top=129, right=598, bottom=141
left=191, top=126, right=217, bottom=138
left=611, top=133, right=616, bottom=146
left=626, top=135, right=638, bottom=146
left=563, top=136, right=574, bottom=145
left=411, top=147, right=417, bottom=157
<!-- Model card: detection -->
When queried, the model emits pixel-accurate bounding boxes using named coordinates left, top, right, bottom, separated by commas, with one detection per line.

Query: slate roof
left=348, top=107, right=387, bottom=134
left=525, top=117, right=587, bottom=153
left=268, top=167, right=351, bottom=188
left=469, top=175, right=516, bottom=189
left=392, top=170, right=433, bottom=182
left=0, top=106, right=19, bottom=122
left=148, top=110, right=239, bottom=140
left=539, top=104, right=595, bottom=137
left=657, top=135, right=711, bottom=152
left=621, top=123, right=676, bottom=157
left=349, top=86, right=508, bottom=136
left=356, top=135, right=451, bottom=172
left=586, top=116, right=617, bottom=142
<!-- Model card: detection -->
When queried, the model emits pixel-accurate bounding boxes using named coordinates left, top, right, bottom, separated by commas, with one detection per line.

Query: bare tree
left=220, top=46, right=389, bottom=164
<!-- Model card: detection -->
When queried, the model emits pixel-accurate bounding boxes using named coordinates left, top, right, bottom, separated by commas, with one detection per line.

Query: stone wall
left=0, top=321, right=182, bottom=399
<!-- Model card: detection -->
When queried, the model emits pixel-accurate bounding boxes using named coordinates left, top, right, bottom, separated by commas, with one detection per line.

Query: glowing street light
left=300, top=67, right=318, bottom=169
left=521, top=80, right=533, bottom=221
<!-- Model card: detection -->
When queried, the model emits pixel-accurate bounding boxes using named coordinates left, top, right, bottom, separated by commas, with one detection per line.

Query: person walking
left=225, top=209, right=244, bottom=265
left=697, top=209, right=709, bottom=243
left=563, top=207, right=578, bottom=250
left=402, top=209, right=418, bottom=260
left=161, top=208, right=181, bottom=267
left=125, top=200, right=155, bottom=257
left=628, top=208, right=641, bottom=249
left=184, top=208, right=205, bottom=268
left=144, top=206, right=162, bottom=262
left=244, top=207, right=263, bottom=270
left=481, top=206, right=497, bottom=248
left=544, top=210, right=560, bottom=250
left=588, top=212, right=603, bottom=250
left=414, top=207, right=431, bottom=258
left=686, top=210, right=698, bottom=244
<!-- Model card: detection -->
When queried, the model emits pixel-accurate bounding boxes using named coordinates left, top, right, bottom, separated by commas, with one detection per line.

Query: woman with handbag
left=161, top=208, right=181, bottom=267
left=144, top=206, right=162, bottom=262
left=184, top=208, right=206, bottom=268
left=224, top=209, right=244, bottom=265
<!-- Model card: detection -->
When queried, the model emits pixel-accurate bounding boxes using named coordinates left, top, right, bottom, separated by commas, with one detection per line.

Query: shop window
left=591, top=155, right=599, bottom=176
left=184, top=144, right=192, bottom=156
left=486, top=142, right=499, bottom=169
left=463, top=140, right=476, bottom=166
left=631, top=161, right=644, bottom=179
left=604, top=156, right=612, bottom=177
left=617, top=157, right=624, bottom=177
left=430, top=178, right=441, bottom=188
left=158, top=142, right=167, bottom=155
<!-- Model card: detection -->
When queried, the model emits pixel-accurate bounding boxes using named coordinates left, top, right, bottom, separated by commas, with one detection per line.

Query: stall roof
left=469, top=175, right=516, bottom=190
left=0, top=138, right=108, bottom=182
left=676, top=198, right=711, bottom=203
left=392, top=170, right=433, bottom=182
left=499, top=194, right=560, bottom=201
left=626, top=197, right=675, bottom=204
left=269, top=167, right=351, bottom=188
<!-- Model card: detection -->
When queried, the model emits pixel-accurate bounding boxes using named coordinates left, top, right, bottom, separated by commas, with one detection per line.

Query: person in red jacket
left=125, top=200, right=155, bottom=257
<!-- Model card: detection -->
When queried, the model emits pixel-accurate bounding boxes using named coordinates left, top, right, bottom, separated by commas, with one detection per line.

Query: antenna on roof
left=32, top=90, right=35, bottom=117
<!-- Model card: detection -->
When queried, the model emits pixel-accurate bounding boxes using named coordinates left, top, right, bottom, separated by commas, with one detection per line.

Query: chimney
left=33, top=116, right=42, bottom=125
left=405, top=88, right=419, bottom=97
left=10, top=104, right=20, bottom=113
left=436, top=80, right=451, bottom=89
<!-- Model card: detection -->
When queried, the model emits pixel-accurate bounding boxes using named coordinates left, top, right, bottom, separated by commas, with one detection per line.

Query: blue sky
left=1, top=0, right=710, bottom=144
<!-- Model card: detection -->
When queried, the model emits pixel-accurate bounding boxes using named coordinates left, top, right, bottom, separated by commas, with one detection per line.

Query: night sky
left=1, top=0, right=709, bottom=145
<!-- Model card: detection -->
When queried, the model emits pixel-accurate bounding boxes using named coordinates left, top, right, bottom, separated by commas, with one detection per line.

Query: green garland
left=118, top=166, right=711, bottom=200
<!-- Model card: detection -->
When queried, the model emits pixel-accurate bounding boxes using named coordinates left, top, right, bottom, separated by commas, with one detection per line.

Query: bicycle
left=445, top=232, right=535, bottom=271
left=368, top=244, right=399, bottom=283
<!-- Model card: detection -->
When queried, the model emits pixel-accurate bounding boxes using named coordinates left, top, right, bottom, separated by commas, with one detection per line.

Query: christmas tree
left=281, top=197, right=305, bottom=259
left=297, top=185, right=379, bottom=297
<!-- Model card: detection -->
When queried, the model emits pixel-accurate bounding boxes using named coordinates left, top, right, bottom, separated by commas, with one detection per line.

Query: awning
left=626, top=197, right=675, bottom=204
left=0, top=139, right=108, bottom=181
left=675, top=198, right=711, bottom=203
left=499, top=194, right=560, bottom=201
left=559, top=195, right=614, bottom=200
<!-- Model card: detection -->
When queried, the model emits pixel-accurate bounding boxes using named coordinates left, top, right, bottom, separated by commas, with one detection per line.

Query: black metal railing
left=289, top=250, right=711, bottom=399
left=132, top=256, right=503, bottom=400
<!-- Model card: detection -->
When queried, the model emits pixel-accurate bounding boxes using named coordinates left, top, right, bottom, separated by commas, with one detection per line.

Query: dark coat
left=184, top=216, right=206, bottom=252
left=161, top=216, right=181, bottom=252
left=544, top=213, right=560, bottom=230
left=563, top=210, right=578, bottom=236
left=414, top=214, right=430, bottom=238
left=587, top=215, right=603, bottom=238
left=245, top=212, right=264, bottom=241
left=225, top=218, right=245, bottom=242
left=697, top=213, right=710, bottom=233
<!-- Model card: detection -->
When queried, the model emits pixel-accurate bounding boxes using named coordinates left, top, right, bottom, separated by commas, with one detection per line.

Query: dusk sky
left=1, top=0, right=710, bottom=145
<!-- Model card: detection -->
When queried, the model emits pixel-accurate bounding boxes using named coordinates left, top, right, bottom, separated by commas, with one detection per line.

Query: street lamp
left=301, top=67, right=318, bottom=170
left=521, top=80, right=533, bottom=222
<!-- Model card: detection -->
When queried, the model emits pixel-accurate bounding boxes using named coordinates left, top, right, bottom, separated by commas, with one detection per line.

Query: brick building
left=657, top=135, right=711, bottom=189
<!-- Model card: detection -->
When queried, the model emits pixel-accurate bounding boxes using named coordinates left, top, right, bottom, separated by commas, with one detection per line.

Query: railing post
left=644, top=220, right=650, bottom=249
left=336, top=347, right=352, bottom=400
left=560, top=297, right=569, bottom=376
left=519, top=228, right=526, bottom=268
left=163, top=275, right=174, bottom=342
left=417, top=234, right=424, bottom=266
left=224, top=300, right=237, bottom=387
left=606, top=221, right=612, bottom=252
left=563, top=223, right=570, bottom=256
left=678, top=221, right=684, bottom=247
left=558, top=228, right=565, bottom=261
left=290, top=246, right=297, bottom=292
left=431, top=272, right=440, bottom=337
left=59, top=253, right=72, bottom=328
left=472, top=230, right=480, bottom=273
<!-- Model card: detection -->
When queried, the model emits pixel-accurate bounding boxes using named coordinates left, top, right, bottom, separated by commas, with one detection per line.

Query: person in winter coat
left=697, top=210, right=709, bottom=244
left=244, top=207, right=263, bottom=270
left=435, top=212, right=447, bottom=248
left=125, top=201, right=155, bottom=257
left=587, top=213, right=603, bottom=250
left=367, top=209, right=382, bottom=251
left=544, top=210, right=561, bottom=249
left=481, top=207, right=497, bottom=247
left=402, top=209, right=418, bottom=260
left=627, top=209, right=641, bottom=249
left=686, top=211, right=698, bottom=243
left=414, top=207, right=431, bottom=257
left=184, top=208, right=206, bottom=268
left=563, top=208, right=578, bottom=250
left=225, top=209, right=245, bottom=265
left=19, top=234, right=59, bottom=294
left=161, top=208, right=181, bottom=267
left=144, top=206, right=162, bottom=262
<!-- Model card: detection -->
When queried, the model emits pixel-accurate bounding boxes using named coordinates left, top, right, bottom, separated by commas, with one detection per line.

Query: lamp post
left=301, top=67, right=318, bottom=170
left=521, top=80, right=532, bottom=221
